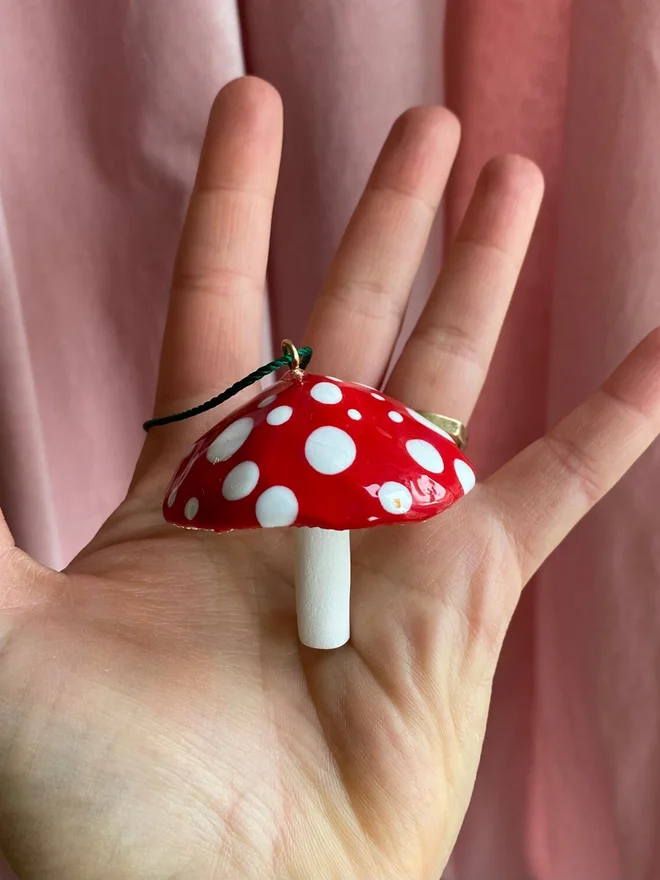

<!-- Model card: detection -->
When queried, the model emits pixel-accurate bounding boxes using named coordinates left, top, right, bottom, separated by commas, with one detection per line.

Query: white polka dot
left=406, top=439, right=444, bottom=474
left=258, top=394, right=277, bottom=409
left=305, top=426, right=357, bottom=475
left=348, top=409, right=362, bottom=420
left=255, top=486, right=299, bottom=527
left=378, top=482, right=413, bottom=515
left=310, top=382, right=343, bottom=404
left=167, top=488, right=177, bottom=507
left=222, top=461, right=260, bottom=501
left=371, top=392, right=385, bottom=401
left=206, top=417, right=254, bottom=463
left=388, top=411, right=403, bottom=423
left=406, top=408, right=454, bottom=442
left=267, top=405, right=293, bottom=426
left=454, top=459, right=476, bottom=494
left=184, top=497, right=199, bottom=520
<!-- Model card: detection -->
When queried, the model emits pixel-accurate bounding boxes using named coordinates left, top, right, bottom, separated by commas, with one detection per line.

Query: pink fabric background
left=1, top=1, right=659, bottom=877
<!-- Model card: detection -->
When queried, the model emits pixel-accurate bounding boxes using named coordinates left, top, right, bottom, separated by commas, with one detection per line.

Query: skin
left=0, top=76, right=659, bottom=879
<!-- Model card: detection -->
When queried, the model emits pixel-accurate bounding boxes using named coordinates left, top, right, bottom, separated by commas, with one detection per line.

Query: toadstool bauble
left=163, top=371, right=476, bottom=650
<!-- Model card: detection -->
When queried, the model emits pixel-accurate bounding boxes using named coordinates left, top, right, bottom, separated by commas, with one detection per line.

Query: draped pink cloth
left=1, top=1, right=659, bottom=877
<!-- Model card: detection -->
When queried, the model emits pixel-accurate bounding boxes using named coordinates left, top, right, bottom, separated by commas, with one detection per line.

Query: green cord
left=143, top=347, right=312, bottom=431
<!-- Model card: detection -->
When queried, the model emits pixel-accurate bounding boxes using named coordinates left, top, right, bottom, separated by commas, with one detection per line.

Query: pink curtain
left=1, top=1, right=659, bottom=877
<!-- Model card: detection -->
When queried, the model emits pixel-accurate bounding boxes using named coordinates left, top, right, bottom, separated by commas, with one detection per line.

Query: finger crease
left=411, top=323, right=487, bottom=373
left=452, top=237, right=523, bottom=273
left=600, top=383, right=657, bottom=430
left=318, top=279, right=408, bottom=324
left=193, top=183, right=274, bottom=203
left=172, top=267, right=264, bottom=300
left=368, top=183, right=439, bottom=218
left=542, top=432, right=604, bottom=507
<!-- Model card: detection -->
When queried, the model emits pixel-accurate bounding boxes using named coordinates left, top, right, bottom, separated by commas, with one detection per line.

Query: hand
left=1, top=77, right=658, bottom=880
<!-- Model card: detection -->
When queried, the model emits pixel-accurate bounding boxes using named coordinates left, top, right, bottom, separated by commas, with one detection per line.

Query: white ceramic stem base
left=294, top=527, right=351, bottom=649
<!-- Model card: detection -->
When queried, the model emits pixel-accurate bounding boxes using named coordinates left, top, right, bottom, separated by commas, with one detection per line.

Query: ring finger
left=305, top=106, right=460, bottom=387
left=385, top=154, right=544, bottom=424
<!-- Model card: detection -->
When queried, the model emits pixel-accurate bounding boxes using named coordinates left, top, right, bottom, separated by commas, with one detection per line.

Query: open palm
left=1, top=77, right=658, bottom=880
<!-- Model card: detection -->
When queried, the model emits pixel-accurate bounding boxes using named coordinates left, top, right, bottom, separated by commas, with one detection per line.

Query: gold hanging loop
left=281, top=339, right=304, bottom=378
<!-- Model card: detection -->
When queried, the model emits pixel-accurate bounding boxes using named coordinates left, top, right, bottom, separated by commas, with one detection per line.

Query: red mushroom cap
left=163, top=372, right=476, bottom=532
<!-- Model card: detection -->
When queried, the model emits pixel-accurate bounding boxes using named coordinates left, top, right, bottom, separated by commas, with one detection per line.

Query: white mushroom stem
left=294, top=528, right=351, bottom=649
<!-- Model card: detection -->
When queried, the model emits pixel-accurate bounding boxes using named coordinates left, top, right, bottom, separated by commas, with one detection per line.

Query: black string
left=143, top=347, right=312, bottom=431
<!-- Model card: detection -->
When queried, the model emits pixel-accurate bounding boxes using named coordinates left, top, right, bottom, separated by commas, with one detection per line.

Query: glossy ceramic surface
left=163, top=372, right=476, bottom=532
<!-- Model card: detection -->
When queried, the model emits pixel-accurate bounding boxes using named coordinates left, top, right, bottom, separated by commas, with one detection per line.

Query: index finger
left=154, top=77, right=283, bottom=430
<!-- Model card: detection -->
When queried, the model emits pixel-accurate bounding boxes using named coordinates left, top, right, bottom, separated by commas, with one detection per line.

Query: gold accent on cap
left=416, top=411, right=468, bottom=451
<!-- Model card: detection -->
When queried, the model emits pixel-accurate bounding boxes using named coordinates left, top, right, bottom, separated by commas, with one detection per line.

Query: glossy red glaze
left=163, top=371, right=476, bottom=532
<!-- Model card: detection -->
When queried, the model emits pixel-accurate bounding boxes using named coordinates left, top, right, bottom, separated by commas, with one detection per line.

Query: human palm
left=1, top=77, right=659, bottom=880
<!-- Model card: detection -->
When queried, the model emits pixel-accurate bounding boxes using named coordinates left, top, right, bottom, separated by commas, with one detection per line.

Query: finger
left=0, top=505, right=54, bottom=612
left=153, top=77, right=283, bottom=428
left=386, top=155, right=543, bottom=422
left=487, top=329, right=660, bottom=582
left=305, top=107, right=460, bottom=386
left=0, top=506, right=13, bottom=551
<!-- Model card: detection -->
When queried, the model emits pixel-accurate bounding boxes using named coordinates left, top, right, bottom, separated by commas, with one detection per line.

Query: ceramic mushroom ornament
left=163, top=344, right=476, bottom=650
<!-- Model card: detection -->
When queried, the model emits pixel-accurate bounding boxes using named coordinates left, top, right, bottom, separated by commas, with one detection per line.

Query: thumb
left=0, top=504, right=14, bottom=550
left=0, top=505, right=51, bottom=611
